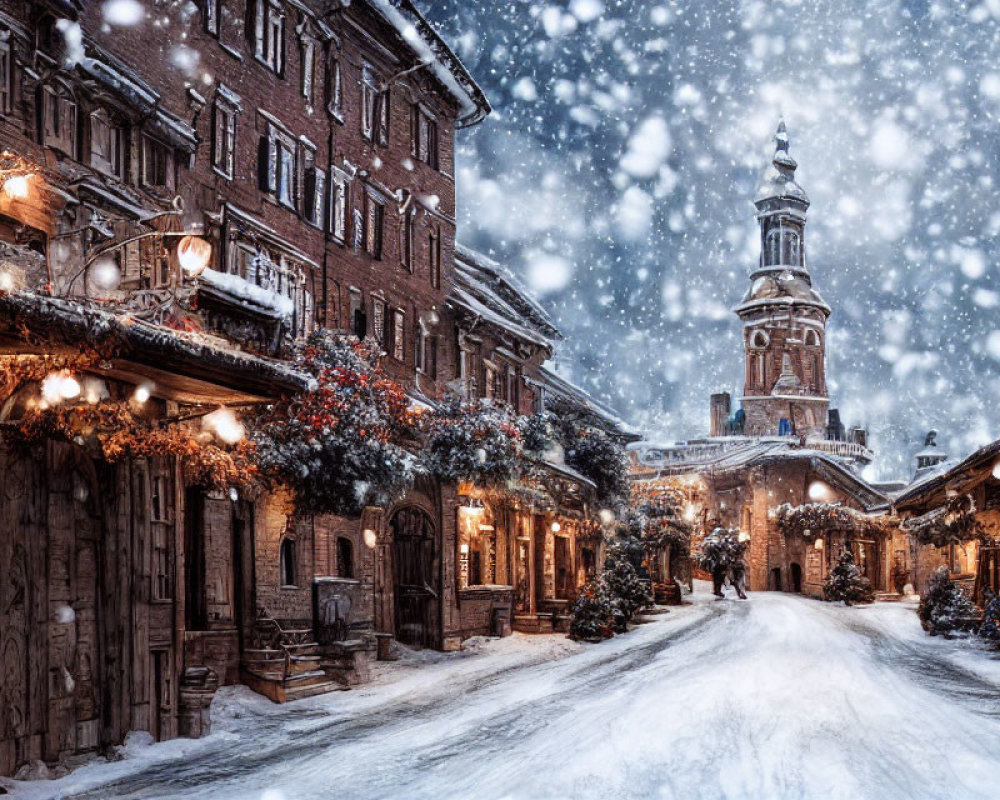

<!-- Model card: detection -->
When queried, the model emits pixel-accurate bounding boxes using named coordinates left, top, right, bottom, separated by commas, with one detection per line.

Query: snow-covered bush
left=919, top=566, right=980, bottom=637
left=602, top=540, right=653, bottom=631
left=422, top=399, right=523, bottom=485
left=979, top=591, right=1000, bottom=644
left=518, top=410, right=555, bottom=456
left=568, top=581, right=614, bottom=641
left=254, top=332, right=413, bottom=516
left=822, top=549, right=874, bottom=605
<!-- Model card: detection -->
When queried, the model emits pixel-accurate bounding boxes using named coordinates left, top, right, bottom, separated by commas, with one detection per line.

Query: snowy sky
left=424, top=0, right=1000, bottom=480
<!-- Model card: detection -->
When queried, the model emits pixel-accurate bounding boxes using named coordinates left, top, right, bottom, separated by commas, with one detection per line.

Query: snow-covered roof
left=199, top=269, right=294, bottom=319
left=533, top=365, right=641, bottom=440
left=453, top=244, right=561, bottom=340
left=356, top=0, right=491, bottom=127
left=631, top=436, right=888, bottom=510
left=894, top=439, right=1000, bottom=510
left=448, top=285, right=554, bottom=350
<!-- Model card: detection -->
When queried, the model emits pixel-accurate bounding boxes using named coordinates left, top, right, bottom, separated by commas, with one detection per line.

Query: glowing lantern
left=738, top=530, right=751, bottom=543
left=551, top=521, right=561, bottom=532
left=808, top=481, right=834, bottom=502
left=41, top=370, right=81, bottom=403
left=993, top=460, right=1000, bottom=480
left=177, top=235, right=212, bottom=277
left=133, top=384, right=152, bottom=404
left=202, top=407, right=245, bottom=444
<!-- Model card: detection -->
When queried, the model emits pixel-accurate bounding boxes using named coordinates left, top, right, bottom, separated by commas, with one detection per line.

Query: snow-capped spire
left=756, top=118, right=807, bottom=206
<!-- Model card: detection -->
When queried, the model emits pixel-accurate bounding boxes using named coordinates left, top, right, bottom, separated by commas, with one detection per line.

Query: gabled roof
left=357, top=0, right=491, bottom=127
left=894, top=439, right=1000, bottom=511
left=533, top=365, right=641, bottom=441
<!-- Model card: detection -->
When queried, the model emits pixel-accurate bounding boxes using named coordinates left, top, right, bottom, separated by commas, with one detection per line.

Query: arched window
left=337, top=536, right=354, bottom=579
left=785, top=231, right=800, bottom=266
left=750, top=329, right=769, bottom=349
left=804, top=329, right=820, bottom=347
left=280, top=537, right=296, bottom=587
left=766, top=229, right=781, bottom=265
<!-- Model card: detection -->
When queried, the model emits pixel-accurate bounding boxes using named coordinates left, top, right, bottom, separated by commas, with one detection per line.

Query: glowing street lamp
left=2, top=174, right=30, bottom=200
left=177, top=234, right=212, bottom=277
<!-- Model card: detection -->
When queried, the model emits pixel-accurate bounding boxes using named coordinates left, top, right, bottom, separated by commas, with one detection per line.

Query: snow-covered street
left=8, top=588, right=1000, bottom=800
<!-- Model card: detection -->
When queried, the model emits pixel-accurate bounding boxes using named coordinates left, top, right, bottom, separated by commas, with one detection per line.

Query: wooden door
left=554, top=536, right=573, bottom=600
left=391, top=508, right=437, bottom=648
left=514, top=537, right=531, bottom=614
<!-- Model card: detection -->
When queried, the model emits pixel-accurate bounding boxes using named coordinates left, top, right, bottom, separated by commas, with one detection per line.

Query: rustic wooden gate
left=390, top=507, right=437, bottom=648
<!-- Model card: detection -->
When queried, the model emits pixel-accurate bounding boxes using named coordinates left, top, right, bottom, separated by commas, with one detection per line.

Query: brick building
left=0, top=0, right=499, bottom=777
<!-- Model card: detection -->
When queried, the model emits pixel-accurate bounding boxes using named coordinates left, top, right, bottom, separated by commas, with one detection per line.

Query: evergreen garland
left=822, top=549, right=874, bottom=605
left=422, top=399, right=523, bottom=486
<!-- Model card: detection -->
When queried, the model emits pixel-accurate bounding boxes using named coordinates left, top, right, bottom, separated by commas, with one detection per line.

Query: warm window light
left=738, top=531, right=751, bottom=543
left=0, top=269, right=19, bottom=292
left=2, top=174, right=30, bottom=199
left=993, top=460, right=1000, bottom=480
left=808, top=481, right=834, bottom=502
left=202, top=407, right=245, bottom=444
left=551, top=521, right=561, bottom=532
left=41, top=370, right=81, bottom=403
left=177, top=235, right=212, bottom=277
left=362, top=528, right=377, bottom=549
left=459, top=543, right=469, bottom=554
left=814, top=537, right=825, bottom=550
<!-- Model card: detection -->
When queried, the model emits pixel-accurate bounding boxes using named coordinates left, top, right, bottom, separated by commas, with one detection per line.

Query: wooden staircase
left=241, top=612, right=347, bottom=703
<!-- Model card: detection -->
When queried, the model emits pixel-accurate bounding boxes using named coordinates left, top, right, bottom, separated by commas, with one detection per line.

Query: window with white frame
left=0, top=31, right=12, bottom=116
left=300, top=37, right=315, bottom=103
left=260, top=122, right=297, bottom=209
left=363, top=189, right=385, bottom=259
left=329, top=169, right=349, bottom=242
left=393, top=309, right=405, bottom=361
left=327, top=55, right=343, bottom=119
left=141, top=134, right=173, bottom=188
left=89, top=109, right=123, bottom=178
left=204, top=0, right=221, bottom=36
left=43, top=84, right=77, bottom=156
left=361, top=64, right=388, bottom=145
left=212, top=95, right=237, bottom=179
left=254, top=0, right=284, bottom=74
left=411, top=105, right=438, bottom=169
left=372, top=297, right=386, bottom=349
left=304, top=162, right=325, bottom=228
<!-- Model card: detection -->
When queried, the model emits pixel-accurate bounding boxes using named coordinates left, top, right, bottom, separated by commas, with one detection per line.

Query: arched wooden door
left=390, top=507, right=438, bottom=648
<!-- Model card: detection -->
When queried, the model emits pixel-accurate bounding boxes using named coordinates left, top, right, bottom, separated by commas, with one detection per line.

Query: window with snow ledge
left=392, top=308, right=405, bottom=361
left=300, top=36, right=316, bottom=105
left=253, top=0, right=285, bottom=75
left=400, top=207, right=415, bottom=271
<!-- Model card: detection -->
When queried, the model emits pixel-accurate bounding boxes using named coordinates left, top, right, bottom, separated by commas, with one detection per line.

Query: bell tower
left=734, top=120, right=831, bottom=438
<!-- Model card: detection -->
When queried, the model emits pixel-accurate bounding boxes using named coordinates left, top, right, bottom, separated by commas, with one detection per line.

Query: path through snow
left=7, top=588, right=1000, bottom=800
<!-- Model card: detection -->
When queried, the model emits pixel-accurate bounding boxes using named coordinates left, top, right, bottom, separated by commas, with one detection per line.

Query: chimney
left=710, top=392, right=731, bottom=437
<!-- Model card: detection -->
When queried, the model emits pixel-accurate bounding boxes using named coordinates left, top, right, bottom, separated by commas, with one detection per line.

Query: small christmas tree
left=919, top=566, right=980, bottom=636
left=822, top=549, right=875, bottom=605
left=979, top=591, right=1000, bottom=644
left=602, top=540, right=653, bottom=631
left=568, top=581, right=613, bottom=641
